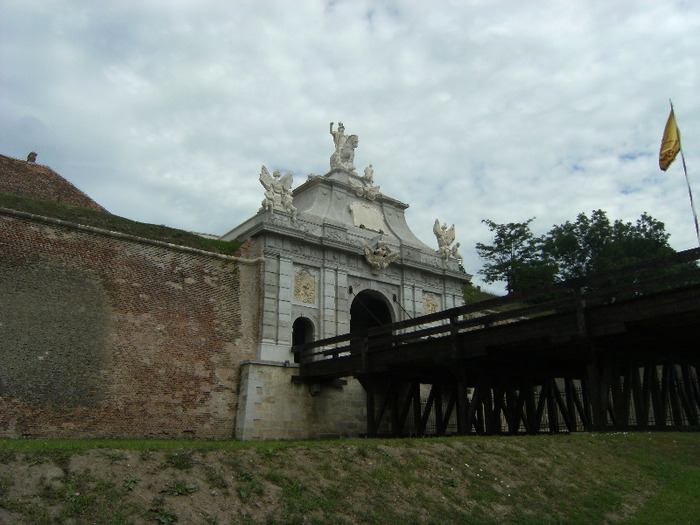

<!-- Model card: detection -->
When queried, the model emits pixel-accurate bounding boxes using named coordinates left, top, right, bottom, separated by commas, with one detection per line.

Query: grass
left=0, top=433, right=698, bottom=524
left=0, top=193, right=242, bottom=256
left=462, top=282, right=500, bottom=304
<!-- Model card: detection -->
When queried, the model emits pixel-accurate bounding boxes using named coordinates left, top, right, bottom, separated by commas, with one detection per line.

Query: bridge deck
left=296, top=248, right=700, bottom=436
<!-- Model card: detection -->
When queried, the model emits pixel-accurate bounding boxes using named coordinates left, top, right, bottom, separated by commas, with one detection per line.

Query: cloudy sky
left=2, top=0, right=699, bottom=292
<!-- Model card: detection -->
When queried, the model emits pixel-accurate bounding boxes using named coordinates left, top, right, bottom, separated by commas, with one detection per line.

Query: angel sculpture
left=451, top=242, right=463, bottom=264
left=363, top=239, right=399, bottom=275
left=259, top=165, right=296, bottom=216
left=349, top=164, right=381, bottom=201
left=433, top=219, right=456, bottom=261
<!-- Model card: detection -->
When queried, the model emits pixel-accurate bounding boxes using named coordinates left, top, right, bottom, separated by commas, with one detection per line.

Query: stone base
left=235, top=360, right=366, bottom=440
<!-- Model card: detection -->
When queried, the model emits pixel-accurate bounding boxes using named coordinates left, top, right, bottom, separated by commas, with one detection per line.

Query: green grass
left=0, top=433, right=698, bottom=524
left=0, top=193, right=242, bottom=255
left=462, top=282, right=500, bottom=304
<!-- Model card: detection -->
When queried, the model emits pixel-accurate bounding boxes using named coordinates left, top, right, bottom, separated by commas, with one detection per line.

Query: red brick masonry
left=0, top=209, right=262, bottom=439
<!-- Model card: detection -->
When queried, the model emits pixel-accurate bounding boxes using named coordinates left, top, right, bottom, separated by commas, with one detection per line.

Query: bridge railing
left=297, top=246, right=700, bottom=376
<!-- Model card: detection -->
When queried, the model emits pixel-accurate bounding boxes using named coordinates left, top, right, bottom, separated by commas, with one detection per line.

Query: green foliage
left=0, top=473, right=12, bottom=497
left=122, top=477, right=140, bottom=492
left=477, top=210, right=678, bottom=293
left=148, top=506, right=177, bottom=524
left=236, top=469, right=263, bottom=499
left=162, top=480, right=198, bottom=496
left=165, top=450, right=194, bottom=470
left=203, top=466, right=228, bottom=490
left=541, top=210, right=675, bottom=280
left=0, top=193, right=242, bottom=256
left=462, top=282, right=500, bottom=303
left=476, top=218, right=557, bottom=293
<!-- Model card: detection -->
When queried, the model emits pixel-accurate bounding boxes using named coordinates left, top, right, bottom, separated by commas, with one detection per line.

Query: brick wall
left=0, top=209, right=262, bottom=439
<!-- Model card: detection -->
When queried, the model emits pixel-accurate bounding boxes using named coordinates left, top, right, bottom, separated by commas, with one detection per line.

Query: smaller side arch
left=292, top=316, right=315, bottom=364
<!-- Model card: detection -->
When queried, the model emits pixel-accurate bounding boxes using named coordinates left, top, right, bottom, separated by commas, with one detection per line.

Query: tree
left=476, top=211, right=676, bottom=293
left=475, top=218, right=556, bottom=293
left=541, top=210, right=674, bottom=281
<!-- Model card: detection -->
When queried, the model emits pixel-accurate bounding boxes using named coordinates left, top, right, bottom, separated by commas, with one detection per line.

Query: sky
left=2, top=0, right=699, bottom=293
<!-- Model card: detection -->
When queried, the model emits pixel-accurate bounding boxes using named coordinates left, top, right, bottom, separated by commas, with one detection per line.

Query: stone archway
left=350, top=290, right=393, bottom=334
left=292, top=317, right=314, bottom=363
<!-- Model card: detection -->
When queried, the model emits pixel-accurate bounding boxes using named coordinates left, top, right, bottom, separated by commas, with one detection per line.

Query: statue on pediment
left=330, top=121, right=358, bottom=172
left=364, top=238, right=399, bottom=275
left=349, top=164, right=381, bottom=200
left=434, top=219, right=457, bottom=261
left=260, top=165, right=297, bottom=216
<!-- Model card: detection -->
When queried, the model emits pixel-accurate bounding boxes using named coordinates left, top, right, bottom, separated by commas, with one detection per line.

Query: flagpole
left=670, top=100, right=700, bottom=246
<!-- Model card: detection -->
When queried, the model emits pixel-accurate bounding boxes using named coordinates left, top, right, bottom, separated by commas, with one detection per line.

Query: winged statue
left=260, top=165, right=296, bottom=215
left=433, top=219, right=456, bottom=261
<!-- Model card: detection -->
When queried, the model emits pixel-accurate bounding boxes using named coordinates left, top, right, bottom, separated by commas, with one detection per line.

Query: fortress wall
left=0, top=211, right=262, bottom=439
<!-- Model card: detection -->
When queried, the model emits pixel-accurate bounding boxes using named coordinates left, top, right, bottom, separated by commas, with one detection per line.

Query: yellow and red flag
left=659, top=109, right=681, bottom=171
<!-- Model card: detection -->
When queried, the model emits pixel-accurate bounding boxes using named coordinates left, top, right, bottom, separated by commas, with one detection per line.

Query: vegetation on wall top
left=0, top=193, right=242, bottom=256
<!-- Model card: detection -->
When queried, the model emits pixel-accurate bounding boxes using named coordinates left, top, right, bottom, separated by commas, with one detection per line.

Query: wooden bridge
left=296, top=248, right=700, bottom=437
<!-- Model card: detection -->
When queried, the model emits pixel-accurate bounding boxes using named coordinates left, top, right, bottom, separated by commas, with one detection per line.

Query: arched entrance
left=350, top=290, right=393, bottom=334
left=292, top=317, right=314, bottom=363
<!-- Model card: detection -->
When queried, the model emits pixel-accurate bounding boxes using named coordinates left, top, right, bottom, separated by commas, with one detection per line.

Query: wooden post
left=456, top=378, right=469, bottom=435
left=365, top=377, right=377, bottom=437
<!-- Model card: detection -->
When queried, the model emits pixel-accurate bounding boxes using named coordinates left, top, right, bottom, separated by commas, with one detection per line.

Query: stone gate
left=223, top=122, right=470, bottom=439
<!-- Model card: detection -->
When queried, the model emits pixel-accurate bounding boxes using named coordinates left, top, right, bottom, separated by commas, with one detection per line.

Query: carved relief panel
left=294, top=269, right=316, bottom=305
left=423, top=296, right=440, bottom=315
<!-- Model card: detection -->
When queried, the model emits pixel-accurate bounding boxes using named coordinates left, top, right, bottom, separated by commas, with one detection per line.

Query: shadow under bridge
left=295, top=247, right=700, bottom=437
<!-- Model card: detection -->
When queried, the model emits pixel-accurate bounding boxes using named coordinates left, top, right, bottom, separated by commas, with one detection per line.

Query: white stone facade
left=223, top=133, right=470, bottom=440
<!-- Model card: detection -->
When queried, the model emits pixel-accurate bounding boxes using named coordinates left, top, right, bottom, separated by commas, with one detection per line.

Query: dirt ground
left=1, top=433, right=696, bottom=524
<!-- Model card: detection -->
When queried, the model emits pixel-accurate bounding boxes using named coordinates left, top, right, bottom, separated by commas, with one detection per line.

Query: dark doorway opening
left=350, top=290, right=393, bottom=334
left=292, top=317, right=314, bottom=363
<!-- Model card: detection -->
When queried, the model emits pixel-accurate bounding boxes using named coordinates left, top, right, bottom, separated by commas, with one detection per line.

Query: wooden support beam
left=505, top=387, right=519, bottom=435
left=413, top=382, right=422, bottom=437
left=585, top=364, right=604, bottom=430
left=667, top=365, right=685, bottom=427
left=675, top=365, right=698, bottom=426
left=439, top=387, right=457, bottom=436
left=397, top=381, right=418, bottom=433
left=609, top=370, right=623, bottom=429
left=524, top=379, right=538, bottom=435
left=565, top=378, right=577, bottom=432
left=570, top=379, right=589, bottom=431
left=418, top=384, right=437, bottom=436
left=649, top=364, right=666, bottom=428
left=680, top=364, right=700, bottom=426
left=456, top=379, right=469, bottom=436
left=552, top=380, right=575, bottom=432
left=366, top=377, right=377, bottom=437
left=534, top=383, right=548, bottom=434
left=467, top=383, right=483, bottom=435
left=545, top=380, right=560, bottom=433
left=434, top=383, right=444, bottom=436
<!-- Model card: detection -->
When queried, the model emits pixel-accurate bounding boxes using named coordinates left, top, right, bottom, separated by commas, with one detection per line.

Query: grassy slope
left=0, top=193, right=241, bottom=256
left=1, top=433, right=698, bottom=524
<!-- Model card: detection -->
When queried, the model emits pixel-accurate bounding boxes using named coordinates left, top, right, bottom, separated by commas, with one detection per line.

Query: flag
left=659, top=109, right=681, bottom=171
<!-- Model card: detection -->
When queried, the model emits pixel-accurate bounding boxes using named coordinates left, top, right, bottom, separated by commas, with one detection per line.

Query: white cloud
left=2, top=0, right=699, bottom=293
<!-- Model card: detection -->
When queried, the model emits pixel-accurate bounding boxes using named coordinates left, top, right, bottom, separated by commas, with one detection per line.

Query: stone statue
left=450, top=242, right=463, bottom=264
left=349, top=164, right=381, bottom=200
left=363, top=238, right=399, bottom=275
left=433, top=219, right=456, bottom=261
left=259, top=165, right=297, bottom=216
left=330, top=121, right=358, bottom=172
